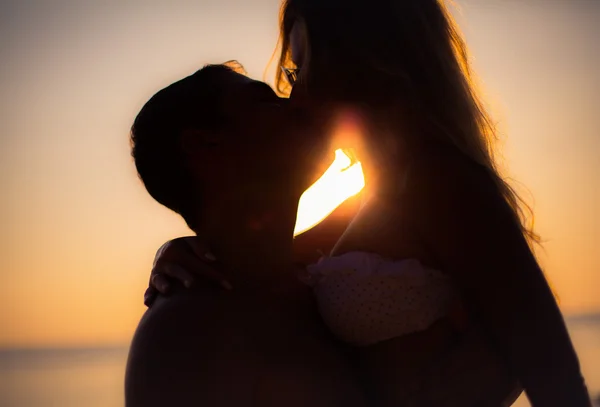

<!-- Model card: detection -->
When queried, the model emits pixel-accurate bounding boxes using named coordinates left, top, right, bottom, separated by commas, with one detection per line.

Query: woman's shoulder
left=398, top=143, right=516, bottom=250
left=407, top=143, right=491, bottom=190
left=402, top=143, right=499, bottom=211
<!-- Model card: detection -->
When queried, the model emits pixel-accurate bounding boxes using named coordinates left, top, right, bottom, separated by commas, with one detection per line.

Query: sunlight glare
left=293, top=149, right=365, bottom=236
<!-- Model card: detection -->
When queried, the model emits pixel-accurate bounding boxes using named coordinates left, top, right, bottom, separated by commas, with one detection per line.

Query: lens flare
left=293, top=149, right=365, bottom=236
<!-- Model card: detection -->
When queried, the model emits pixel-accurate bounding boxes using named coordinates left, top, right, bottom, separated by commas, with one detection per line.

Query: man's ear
left=180, top=129, right=220, bottom=155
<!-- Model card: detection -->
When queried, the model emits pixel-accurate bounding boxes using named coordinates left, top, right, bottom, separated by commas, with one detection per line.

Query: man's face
left=214, top=71, right=286, bottom=150
left=190, top=70, right=329, bottom=198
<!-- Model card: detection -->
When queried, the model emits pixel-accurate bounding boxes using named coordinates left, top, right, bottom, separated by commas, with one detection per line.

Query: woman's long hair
left=271, top=0, right=540, bottom=245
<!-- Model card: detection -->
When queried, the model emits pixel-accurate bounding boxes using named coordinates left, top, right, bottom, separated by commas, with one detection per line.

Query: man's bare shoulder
left=125, top=283, right=370, bottom=407
left=124, top=285, right=250, bottom=407
left=133, top=285, right=224, bottom=344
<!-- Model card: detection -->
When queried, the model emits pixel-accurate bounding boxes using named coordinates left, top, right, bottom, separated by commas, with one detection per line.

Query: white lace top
left=306, top=251, right=457, bottom=346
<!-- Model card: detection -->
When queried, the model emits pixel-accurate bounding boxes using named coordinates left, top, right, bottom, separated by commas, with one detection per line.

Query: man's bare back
left=125, top=280, right=368, bottom=407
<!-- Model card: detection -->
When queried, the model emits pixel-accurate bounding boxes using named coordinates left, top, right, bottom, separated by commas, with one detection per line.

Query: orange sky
left=1, top=0, right=598, bottom=348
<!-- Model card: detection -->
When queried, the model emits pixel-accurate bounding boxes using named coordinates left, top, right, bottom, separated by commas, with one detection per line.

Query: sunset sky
left=1, top=0, right=598, bottom=348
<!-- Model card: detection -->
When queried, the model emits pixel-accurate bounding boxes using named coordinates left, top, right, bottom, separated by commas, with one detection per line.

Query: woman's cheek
left=289, top=83, right=309, bottom=107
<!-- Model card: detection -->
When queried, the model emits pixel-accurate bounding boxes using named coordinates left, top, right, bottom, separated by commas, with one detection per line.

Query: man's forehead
left=214, top=70, right=254, bottom=87
left=219, top=73, right=279, bottom=104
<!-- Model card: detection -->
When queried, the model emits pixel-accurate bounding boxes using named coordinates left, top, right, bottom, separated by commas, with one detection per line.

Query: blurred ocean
left=0, top=347, right=128, bottom=407
left=0, top=315, right=598, bottom=407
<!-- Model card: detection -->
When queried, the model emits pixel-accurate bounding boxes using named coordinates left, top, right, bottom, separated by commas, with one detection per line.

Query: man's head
left=131, top=63, right=327, bottom=232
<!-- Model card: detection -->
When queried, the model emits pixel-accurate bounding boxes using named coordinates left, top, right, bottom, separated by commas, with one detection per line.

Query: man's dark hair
left=130, top=63, right=239, bottom=231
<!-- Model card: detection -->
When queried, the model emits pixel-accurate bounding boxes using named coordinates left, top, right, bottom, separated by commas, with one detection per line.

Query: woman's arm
left=407, top=153, right=591, bottom=407
left=143, top=194, right=360, bottom=306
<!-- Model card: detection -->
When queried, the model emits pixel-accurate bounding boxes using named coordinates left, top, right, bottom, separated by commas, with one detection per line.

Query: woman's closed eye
left=281, top=66, right=301, bottom=87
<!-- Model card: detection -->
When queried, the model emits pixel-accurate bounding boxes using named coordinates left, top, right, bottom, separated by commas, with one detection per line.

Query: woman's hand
left=143, top=237, right=232, bottom=307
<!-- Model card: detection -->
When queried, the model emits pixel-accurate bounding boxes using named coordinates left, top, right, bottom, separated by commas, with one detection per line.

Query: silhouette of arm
left=407, top=153, right=591, bottom=407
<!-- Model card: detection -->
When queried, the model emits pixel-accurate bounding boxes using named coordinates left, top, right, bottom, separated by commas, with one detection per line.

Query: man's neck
left=197, top=198, right=300, bottom=289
